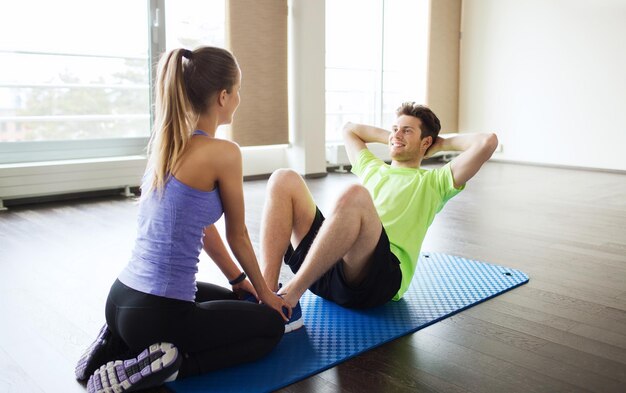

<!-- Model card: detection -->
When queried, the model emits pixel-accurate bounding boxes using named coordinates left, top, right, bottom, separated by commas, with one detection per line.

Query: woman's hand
left=231, top=279, right=258, bottom=301
left=258, top=289, right=291, bottom=322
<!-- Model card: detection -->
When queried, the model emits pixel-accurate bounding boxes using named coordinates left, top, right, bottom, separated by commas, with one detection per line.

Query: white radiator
left=0, top=156, right=147, bottom=209
left=0, top=145, right=290, bottom=209
left=326, top=143, right=392, bottom=168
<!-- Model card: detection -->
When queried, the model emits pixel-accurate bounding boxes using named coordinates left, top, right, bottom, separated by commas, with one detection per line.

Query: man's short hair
left=396, top=102, right=441, bottom=142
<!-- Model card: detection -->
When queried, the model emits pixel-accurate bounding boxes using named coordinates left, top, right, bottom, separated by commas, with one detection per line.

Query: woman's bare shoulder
left=203, top=138, right=240, bottom=159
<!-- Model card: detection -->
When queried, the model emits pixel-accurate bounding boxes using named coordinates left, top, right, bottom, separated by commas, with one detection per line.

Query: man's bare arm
left=426, top=133, right=499, bottom=188
left=342, top=122, right=390, bottom=165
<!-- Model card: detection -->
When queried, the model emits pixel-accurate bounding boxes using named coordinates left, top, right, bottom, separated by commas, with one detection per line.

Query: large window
left=325, top=0, right=430, bottom=141
left=0, top=0, right=226, bottom=164
left=0, top=0, right=150, bottom=144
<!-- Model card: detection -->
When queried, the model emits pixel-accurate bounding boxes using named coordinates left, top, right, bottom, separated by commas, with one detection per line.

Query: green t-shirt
left=351, top=149, right=464, bottom=300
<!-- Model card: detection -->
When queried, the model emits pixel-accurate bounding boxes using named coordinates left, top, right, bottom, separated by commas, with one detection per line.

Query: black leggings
left=104, top=279, right=284, bottom=378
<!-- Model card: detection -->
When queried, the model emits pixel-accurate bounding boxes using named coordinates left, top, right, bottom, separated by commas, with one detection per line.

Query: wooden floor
left=1, top=161, right=625, bottom=393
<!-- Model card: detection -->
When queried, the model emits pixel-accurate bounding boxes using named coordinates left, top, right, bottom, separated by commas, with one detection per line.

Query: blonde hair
left=143, top=47, right=239, bottom=198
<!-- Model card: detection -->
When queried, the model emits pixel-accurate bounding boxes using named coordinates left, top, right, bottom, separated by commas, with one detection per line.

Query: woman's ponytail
left=144, top=49, right=198, bottom=198
left=142, top=46, right=239, bottom=198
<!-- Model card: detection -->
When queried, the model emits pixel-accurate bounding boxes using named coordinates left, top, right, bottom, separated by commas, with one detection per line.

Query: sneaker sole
left=86, top=342, right=180, bottom=393
left=75, top=324, right=110, bottom=381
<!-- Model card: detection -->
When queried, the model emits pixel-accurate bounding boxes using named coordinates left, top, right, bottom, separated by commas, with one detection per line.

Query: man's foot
left=86, top=342, right=181, bottom=393
left=283, top=301, right=304, bottom=333
left=277, top=284, right=304, bottom=333
left=75, top=324, right=110, bottom=381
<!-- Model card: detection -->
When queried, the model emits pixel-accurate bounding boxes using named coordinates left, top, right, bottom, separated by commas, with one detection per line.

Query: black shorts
left=284, top=207, right=402, bottom=309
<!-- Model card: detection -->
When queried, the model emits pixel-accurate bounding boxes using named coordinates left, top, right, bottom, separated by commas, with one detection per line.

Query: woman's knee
left=258, top=305, right=286, bottom=338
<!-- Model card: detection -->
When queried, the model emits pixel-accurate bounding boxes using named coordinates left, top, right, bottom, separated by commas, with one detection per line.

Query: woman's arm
left=202, top=225, right=257, bottom=299
left=214, top=140, right=289, bottom=320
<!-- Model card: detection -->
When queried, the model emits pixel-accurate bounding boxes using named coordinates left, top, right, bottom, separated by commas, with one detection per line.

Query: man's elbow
left=342, top=122, right=356, bottom=137
left=484, top=133, right=499, bottom=156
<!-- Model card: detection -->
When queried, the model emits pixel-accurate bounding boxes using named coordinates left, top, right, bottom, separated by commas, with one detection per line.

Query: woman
left=75, top=47, right=290, bottom=393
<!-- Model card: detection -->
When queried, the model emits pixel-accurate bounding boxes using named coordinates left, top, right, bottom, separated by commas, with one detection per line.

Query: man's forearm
left=439, top=133, right=496, bottom=153
left=342, top=122, right=390, bottom=144
left=441, top=133, right=498, bottom=187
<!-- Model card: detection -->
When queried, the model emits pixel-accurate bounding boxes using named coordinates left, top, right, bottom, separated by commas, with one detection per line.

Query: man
left=260, top=102, right=498, bottom=332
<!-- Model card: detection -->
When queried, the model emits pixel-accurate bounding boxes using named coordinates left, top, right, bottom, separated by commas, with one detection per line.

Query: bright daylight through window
left=325, top=0, right=429, bottom=142
left=0, top=0, right=150, bottom=144
left=1, top=0, right=427, bottom=159
left=0, top=0, right=226, bottom=163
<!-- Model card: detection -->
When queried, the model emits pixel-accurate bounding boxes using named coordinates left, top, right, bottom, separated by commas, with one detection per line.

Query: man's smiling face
left=388, top=114, right=426, bottom=162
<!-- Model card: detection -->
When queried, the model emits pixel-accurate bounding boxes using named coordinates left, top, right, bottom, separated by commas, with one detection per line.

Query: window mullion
left=148, top=0, right=167, bottom=133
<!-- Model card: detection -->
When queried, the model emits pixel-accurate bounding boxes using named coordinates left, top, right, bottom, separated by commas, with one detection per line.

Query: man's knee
left=335, top=184, right=373, bottom=211
left=267, top=168, right=302, bottom=192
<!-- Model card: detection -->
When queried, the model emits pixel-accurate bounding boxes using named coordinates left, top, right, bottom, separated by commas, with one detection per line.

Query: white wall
left=459, top=0, right=626, bottom=171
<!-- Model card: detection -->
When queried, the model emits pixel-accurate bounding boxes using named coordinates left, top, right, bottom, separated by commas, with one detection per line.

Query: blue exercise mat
left=168, top=252, right=529, bottom=393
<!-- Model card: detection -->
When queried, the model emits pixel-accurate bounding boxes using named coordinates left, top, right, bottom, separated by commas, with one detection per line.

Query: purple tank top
left=118, top=130, right=223, bottom=301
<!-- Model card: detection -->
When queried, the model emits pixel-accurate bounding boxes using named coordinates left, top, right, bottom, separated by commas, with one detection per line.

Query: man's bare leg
left=279, top=184, right=382, bottom=307
left=259, top=169, right=317, bottom=292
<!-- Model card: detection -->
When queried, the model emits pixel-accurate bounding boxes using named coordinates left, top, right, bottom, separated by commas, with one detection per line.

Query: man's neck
left=390, top=158, right=422, bottom=169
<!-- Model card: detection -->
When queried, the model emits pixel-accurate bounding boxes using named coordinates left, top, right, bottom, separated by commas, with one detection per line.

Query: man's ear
left=421, top=136, right=433, bottom=151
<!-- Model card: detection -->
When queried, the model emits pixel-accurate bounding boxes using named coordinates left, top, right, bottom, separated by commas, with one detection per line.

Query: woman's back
left=119, top=131, right=237, bottom=301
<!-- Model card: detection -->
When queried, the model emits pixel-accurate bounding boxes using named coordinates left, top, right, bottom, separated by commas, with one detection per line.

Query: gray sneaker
left=75, top=324, right=110, bottom=381
left=86, top=342, right=181, bottom=393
